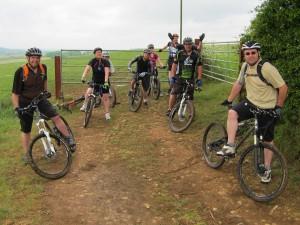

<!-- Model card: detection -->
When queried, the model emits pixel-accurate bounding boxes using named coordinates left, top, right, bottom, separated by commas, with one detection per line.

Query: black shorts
left=232, top=100, right=276, bottom=142
left=168, top=58, right=174, bottom=71
left=19, top=99, right=58, bottom=133
left=132, top=73, right=150, bottom=91
left=89, top=83, right=109, bottom=94
left=170, top=78, right=194, bottom=100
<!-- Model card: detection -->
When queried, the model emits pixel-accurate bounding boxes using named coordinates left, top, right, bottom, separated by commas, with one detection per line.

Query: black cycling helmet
left=93, top=47, right=103, bottom=54
left=25, top=47, right=42, bottom=56
left=241, top=41, right=261, bottom=51
left=143, top=49, right=151, bottom=54
left=147, top=44, right=154, bottom=49
left=183, top=37, right=193, bottom=45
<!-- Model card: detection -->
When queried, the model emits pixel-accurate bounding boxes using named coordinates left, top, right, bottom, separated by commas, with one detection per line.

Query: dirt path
left=41, top=93, right=300, bottom=225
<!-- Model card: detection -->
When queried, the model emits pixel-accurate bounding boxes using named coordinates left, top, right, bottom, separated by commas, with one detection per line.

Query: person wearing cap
left=80, top=47, right=111, bottom=120
left=166, top=37, right=203, bottom=116
left=102, top=51, right=115, bottom=75
left=218, top=41, right=288, bottom=183
left=128, top=49, right=152, bottom=105
left=12, top=47, right=76, bottom=162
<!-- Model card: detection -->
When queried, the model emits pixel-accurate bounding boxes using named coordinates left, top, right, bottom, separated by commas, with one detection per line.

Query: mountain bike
left=168, top=80, right=195, bottom=132
left=128, top=71, right=148, bottom=112
left=20, top=91, right=73, bottom=179
left=147, top=67, right=161, bottom=100
left=83, top=81, right=103, bottom=128
left=202, top=106, right=288, bottom=202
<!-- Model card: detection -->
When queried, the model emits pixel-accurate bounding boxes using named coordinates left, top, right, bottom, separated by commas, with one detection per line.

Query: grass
left=0, top=47, right=299, bottom=223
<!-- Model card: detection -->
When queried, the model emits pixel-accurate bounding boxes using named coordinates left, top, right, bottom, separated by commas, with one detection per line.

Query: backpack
left=243, top=60, right=274, bottom=88
left=22, top=64, right=46, bottom=81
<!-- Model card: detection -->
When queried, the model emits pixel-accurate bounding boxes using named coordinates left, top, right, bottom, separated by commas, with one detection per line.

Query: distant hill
left=0, top=47, right=25, bottom=57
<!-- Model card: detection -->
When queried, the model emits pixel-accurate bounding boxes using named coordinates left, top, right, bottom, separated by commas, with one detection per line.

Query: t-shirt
left=12, top=64, right=47, bottom=102
left=173, top=50, right=202, bottom=79
left=128, top=56, right=151, bottom=74
left=88, top=58, right=110, bottom=83
left=237, top=59, right=285, bottom=109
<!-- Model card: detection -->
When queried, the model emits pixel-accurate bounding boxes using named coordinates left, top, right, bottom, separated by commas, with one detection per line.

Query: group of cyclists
left=12, top=32, right=288, bottom=183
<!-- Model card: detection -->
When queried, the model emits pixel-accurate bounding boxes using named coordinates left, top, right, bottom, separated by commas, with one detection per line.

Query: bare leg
left=101, top=94, right=110, bottom=114
left=168, top=94, right=176, bottom=111
left=227, top=109, right=239, bottom=145
left=264, top=141, right=274, bottom=169
left=52, top=115, right=69, bottom=137
left=21, top=132, right=31, bottom=153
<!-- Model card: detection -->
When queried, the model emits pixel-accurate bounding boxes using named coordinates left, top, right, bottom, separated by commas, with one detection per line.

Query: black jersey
left=128, top=56, right=151, bottom=74
left=88, top=58, right=110, bottom=83
left=173, top=50, right=202, bottom=79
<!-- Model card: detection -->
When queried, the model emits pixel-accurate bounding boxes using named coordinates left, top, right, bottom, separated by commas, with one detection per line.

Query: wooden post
left=54, top=56, right=62, bottom=99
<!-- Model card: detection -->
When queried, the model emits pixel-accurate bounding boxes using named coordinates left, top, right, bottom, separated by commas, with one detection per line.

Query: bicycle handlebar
left=20, top=91, right=51, bottom=113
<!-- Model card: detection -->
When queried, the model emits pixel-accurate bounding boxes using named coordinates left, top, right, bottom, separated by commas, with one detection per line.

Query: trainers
left=105, top=112, right=111, bottom=120
left=216, top=144, right=236, bottom=156
left=65, top=136, right=76, bottom=150
left=261, top=169, right=272, bottom=183
left=21, top=154, right=30, bottom=165
left=80, top=104, right=86, bottom=112
left=143, top=100, right=148, bottom=106
left=165, top=109, right=171, bottom=117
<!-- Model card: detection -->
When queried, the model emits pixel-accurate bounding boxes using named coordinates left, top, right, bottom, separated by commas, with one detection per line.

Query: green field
left=0, top=49, right=299, bottom=224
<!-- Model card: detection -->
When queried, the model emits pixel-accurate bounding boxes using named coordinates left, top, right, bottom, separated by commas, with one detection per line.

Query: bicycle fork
left=37, top=119, right=56, bottom=157
left=178, top=95, right=187, bottom=118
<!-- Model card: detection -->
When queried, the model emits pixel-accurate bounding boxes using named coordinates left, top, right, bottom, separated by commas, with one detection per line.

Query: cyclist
left=218, top=41, right=288, bottom=183
left=159, top=33, right=180, bottom=94
left=102, top=50, right=115, bottom=75
left=80, top=47, right=111, bottom=120
left=128, top=49, right=152, bottom=105
left=166, top=37, right=203, bottom=116
left=12, top=47, right=76, bottom=161
left=148, top=44, right=165, bottom=75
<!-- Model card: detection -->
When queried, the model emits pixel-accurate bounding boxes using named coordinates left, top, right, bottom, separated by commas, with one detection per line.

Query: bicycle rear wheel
left=202, top=123, right=227, bottom=168
left=109, top=86, right=117, bottom=108
left=28, top=133, right=72, bottom=179
left=151, top=77, right=160, bottom=100
left=128, top=85, right=143, bottom=112
left=237, top=143, right=288, bottom=202
left=168, top=100, right=195, bottom=132
left=83, top=97, right=95, bottom=128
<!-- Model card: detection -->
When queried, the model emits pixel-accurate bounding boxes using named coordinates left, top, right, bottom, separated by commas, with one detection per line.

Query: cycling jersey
left=87, top=58, right=110, bottom=84
left=173, top=50, right=202, bottom=79
left=12, top=64, right=47, bottom=102
left=128, top=56, right=151, bottom=74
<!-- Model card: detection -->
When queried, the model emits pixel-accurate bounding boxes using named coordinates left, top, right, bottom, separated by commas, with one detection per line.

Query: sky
left=0, top=0, right=263, bottom=50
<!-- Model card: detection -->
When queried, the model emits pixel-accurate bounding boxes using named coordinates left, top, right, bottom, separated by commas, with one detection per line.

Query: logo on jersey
left=184, top=56, right=194, bottom=66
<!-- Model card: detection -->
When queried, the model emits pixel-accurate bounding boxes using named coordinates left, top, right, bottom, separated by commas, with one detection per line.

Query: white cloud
left=0, top=0, right=263, bottom=50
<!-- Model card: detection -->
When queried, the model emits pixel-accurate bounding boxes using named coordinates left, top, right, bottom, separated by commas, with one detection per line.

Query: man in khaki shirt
left=217, top=41, right=288, bottom=183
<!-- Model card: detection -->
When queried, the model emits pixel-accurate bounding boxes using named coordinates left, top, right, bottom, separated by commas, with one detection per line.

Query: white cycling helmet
left=241, top=41, right=261, bottom=51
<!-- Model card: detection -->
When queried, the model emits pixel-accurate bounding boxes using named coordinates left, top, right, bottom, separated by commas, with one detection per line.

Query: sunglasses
left=245, top=51, right=257, bottom=56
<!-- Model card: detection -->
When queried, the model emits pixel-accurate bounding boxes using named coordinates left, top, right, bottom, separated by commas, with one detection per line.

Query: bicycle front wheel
left=237, top=143, right=288, bottom=202
left=83, top=97, right=95, bottom=128
left=128, top=86, right=143, bottom=112
left=28, top=133, right=72, bottom=179
left=151, top=77, right=160, bottom=100
left=202, top=123, right=227, bottom=169
left=109, top=86, right=117, bottom=108
left=168, top=100, right=195, bottom=133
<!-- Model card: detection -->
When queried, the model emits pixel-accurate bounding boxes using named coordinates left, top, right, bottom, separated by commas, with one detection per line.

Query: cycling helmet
left=25, top=47, right=42, bottom=56
left=241, top=41, right=261, bottom=51
left=93, top=47, right=103, bottom=54
left=147, top=44, right=154, bottom=49
left=102, top=51, right=110, bottom=57
left=183, top=37, right=193, bottom=45
left=143, top=49, right=151, bottom=54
